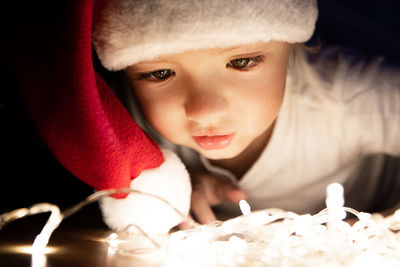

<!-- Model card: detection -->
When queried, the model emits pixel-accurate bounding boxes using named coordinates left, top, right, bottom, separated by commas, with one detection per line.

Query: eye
left=139, top=69, right=175, bottom=81
left=230, top=58, right=251, bottom=69
left=227, top=56, right=264, bottom=70
left=151, top=69, right=173, bottom=80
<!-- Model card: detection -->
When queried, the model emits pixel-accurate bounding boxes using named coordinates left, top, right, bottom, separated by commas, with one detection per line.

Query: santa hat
left=93, top=0, right=318, bottom=71
left=2, top=0, right=190, bottom=234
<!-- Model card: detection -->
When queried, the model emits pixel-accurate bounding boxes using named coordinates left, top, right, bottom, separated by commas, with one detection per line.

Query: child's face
left=126, top=41, right=290, bottom=160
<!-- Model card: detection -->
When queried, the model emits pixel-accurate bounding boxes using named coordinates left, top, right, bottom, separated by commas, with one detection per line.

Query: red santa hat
left=2, top=0, right=191, bottom=234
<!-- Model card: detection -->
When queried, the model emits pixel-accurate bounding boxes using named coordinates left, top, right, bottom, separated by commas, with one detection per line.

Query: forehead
left=132, top=41, right=288, bottom=66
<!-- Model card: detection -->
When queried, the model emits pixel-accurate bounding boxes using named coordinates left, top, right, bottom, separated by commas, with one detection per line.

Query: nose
left=184, top=89, right=229, bottom=124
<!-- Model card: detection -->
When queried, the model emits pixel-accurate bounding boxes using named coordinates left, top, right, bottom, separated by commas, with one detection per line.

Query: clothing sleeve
left=340, top=55, right=400, bottom=156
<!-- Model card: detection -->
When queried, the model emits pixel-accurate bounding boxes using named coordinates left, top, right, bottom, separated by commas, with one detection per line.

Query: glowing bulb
left=228, top=235, right=247, bottom=250
left=108, top=233, right=119, bottom=250
left=239, top=200, right=251, bottom=216
left=32, top=234, right=49, bottom=254
left=326, top=183, right=344, bottom=207
left=357, top=212, right=371, bottom=221
left=31, top=251, right=47, bottom=267
left=248, top=211, right=271, bottom=227
left=394, top=209, right=400, bottom=222
left=31, top=204, right=62, bottom=252
left=326, top=183, right=346, bottom=221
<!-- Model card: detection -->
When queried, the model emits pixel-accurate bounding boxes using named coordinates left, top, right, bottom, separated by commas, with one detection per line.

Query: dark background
left=314, top=0, right=400, bottom=65
left=0, top=0, right=399, bottom=213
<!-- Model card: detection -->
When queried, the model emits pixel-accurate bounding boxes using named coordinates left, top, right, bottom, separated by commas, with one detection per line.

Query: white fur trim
left=99, top=149, right=191, bottom=234
left=93, top=0, right=318, bottom=71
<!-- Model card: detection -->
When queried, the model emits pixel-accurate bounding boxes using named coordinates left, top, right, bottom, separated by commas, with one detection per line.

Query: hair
left=290, top=42, right=320, bottom=69
left=287, top=41, right=351, bottom=112
left=288, top=42, right=324, bottom=90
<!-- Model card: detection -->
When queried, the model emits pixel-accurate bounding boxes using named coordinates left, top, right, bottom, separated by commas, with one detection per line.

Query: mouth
left=192, top=133, right=235, bottom=150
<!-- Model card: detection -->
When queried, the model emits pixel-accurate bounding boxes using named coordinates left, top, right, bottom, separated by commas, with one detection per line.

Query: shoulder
left=304, top=46, right=400, bottom=155
left=295, top=45, right=400, bottom=113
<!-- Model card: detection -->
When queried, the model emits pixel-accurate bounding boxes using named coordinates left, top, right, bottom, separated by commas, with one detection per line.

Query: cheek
left=247, top=89, right=283, bottom=137
left=135, top=91, right=186, bottom=142
left=235, top=69, right=286, bottom=130
left=260, top=62, right=287, bottom=111
left=264, top=74, right=286, bottom=113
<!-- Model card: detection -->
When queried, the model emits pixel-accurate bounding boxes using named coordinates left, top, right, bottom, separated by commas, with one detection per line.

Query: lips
left=192, top=133, right=235, bottom=150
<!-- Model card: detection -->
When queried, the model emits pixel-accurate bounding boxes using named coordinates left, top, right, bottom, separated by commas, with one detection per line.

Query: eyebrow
left=220, top=46, right=243, bottom=53
left=130, top=44, right=267, bottom=69
left=218, top=44, right=267, bottom=55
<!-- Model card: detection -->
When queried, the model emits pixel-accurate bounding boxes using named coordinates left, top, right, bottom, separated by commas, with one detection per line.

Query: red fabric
left=2, top=0, right=164, bottom=197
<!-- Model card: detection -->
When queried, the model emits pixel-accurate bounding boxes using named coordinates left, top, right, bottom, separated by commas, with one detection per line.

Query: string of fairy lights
left=1, top=183, right=400, bottom=266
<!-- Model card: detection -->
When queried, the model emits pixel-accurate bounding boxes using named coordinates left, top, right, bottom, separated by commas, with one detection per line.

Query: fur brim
left=93, top=0, right=318, bottom=71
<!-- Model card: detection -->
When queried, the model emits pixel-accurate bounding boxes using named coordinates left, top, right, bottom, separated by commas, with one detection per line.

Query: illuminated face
left=125, top=41, right=290, bottom=160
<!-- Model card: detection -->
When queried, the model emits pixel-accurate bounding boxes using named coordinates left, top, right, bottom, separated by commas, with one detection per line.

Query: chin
left=198, top=146, right=243, bottom=160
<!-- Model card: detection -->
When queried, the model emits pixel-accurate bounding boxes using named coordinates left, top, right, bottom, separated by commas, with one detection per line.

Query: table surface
left=0, top=204, right=160, bottom=267
left=0, top=194, right=241, bottom=267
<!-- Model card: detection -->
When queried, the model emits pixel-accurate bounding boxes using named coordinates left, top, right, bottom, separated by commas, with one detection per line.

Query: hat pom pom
left=99, top=149, right=191, bottom=234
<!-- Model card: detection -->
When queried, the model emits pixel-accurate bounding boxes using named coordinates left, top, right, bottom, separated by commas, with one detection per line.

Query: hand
left=189, top=172, right=246, bottom=225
